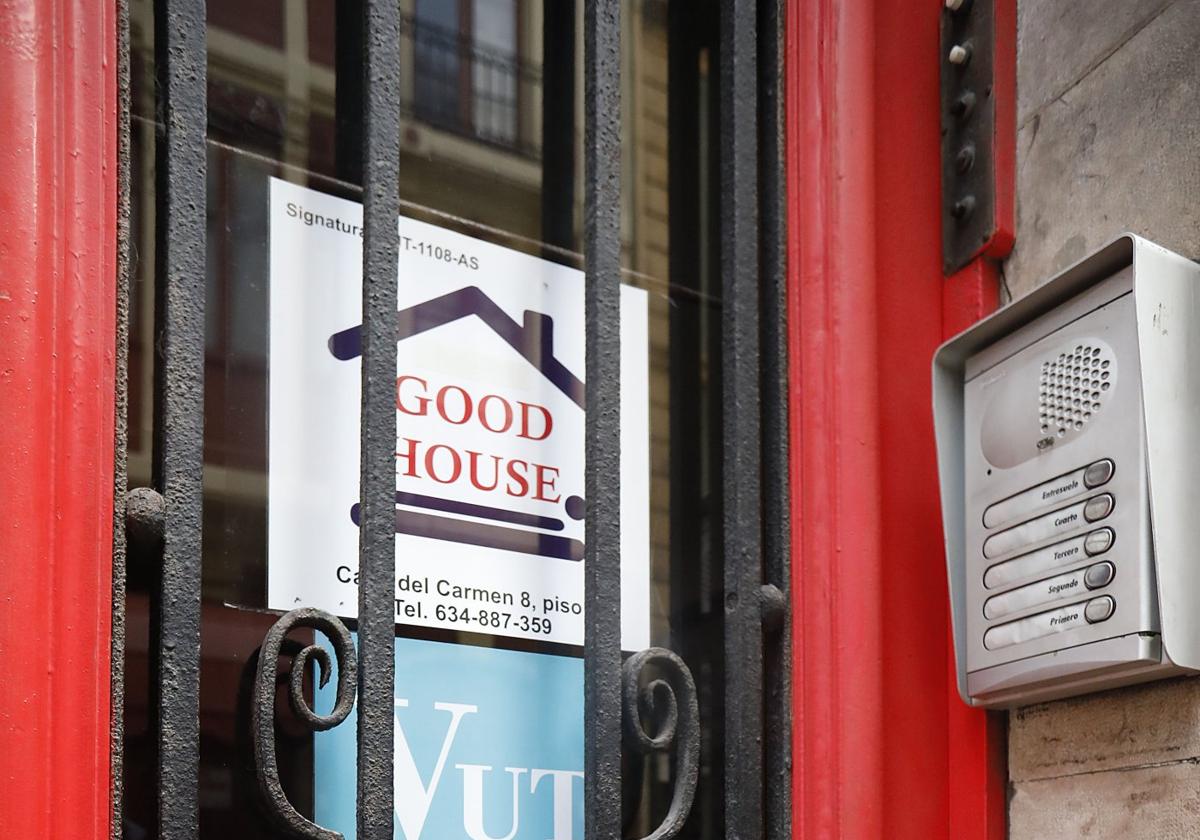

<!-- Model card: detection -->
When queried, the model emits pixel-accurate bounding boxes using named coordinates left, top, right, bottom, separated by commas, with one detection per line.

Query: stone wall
left=1006, top=1, right=1200, bottom=836
left=1007, top=0, right=1199, bottom=298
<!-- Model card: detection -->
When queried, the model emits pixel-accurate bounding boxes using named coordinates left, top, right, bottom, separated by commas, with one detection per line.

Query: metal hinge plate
left=941, top=0, right=997, bottom=275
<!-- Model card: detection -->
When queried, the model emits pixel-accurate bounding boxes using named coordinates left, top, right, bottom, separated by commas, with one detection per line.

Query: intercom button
left=1083, top=493, right=1115, bottom=522
left=1084, top=561, right=1115, bottom=590
left=983, top=602, right=1088, bottom=650
left=984, top=567, right=1088, bottom=620
left=984, top=534, right=1090, bottom=589
left=983, top=499, right=1091, bottom=559
left=1085, top=596, right=1116, bottom=624
left=1084, top=527, right=1114, bottom=556
left=983, top=466, right=1090, bottom=528
left=1084, top=459, right=1115, bottom=489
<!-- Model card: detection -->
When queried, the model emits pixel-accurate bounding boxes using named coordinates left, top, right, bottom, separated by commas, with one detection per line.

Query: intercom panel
left=935, top=235, right=1200, bottom=707
left=963, top=269, right=1159, bottom=698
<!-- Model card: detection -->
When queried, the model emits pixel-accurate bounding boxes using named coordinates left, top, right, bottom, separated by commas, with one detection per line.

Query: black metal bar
left=757, top=1, right=792, bottom=839
left=583, top=1, right=623, bottom=838
left=112, top=0, right=132, bottom=835
left=720, top=0, right=764, bottom=838
left=151, top=0, right=206, bottom=835
left=357, top=0, right=401, bottom=837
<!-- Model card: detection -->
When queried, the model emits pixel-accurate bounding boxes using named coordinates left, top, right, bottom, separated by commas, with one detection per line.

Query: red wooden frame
left=0, top=1, right=118, bottom=836
left=788, top=0, right=1011, bottom=836
left=0, top=0, right=1014, bottom=833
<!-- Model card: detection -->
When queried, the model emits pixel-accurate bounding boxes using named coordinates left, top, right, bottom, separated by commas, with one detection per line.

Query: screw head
left=956, top=144, right=976, bottom=173
left=950, top=90, right=977, bottom=119
left=949, top=44, right=971, bottom=65
left=945, top=0, right=965, bottom=9
left=952, top=195, right=977, bottom=221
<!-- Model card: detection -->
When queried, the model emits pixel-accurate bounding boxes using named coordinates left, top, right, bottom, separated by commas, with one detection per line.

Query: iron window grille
left=116, top=0, right=790, bottom=838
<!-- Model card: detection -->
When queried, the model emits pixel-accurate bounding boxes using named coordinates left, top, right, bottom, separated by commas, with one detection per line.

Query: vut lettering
left=392, top=700, right=583, bottom=840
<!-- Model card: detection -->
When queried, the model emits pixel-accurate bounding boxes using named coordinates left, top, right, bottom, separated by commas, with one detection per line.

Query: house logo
left=329, top=286, right=586, bottom=563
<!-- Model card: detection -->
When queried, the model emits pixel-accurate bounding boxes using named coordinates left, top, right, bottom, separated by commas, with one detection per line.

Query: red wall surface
left=0, top=1, right=118, bottom=837
left=788, top=0, right=1010, bottom=836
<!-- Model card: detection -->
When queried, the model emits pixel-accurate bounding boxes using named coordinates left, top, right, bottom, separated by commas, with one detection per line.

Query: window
left=413, top=0, right=525, bottom=151
left=120, top=1, right=784, bottom=837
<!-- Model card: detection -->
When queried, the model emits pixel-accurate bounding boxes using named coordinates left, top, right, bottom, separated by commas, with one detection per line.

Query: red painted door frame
left=0, top=1, right=119, bottom=837
left=787, top=0, right=1010, bottom=836
left=0, top=0, right=1016, bottom=836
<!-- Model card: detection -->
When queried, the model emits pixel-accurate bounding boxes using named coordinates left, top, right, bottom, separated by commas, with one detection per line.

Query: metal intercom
left=934, top=235, right=1200, bottom=707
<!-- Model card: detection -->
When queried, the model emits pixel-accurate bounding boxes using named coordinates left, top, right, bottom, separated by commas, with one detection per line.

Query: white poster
left=267, top=178, right=650, bottom=649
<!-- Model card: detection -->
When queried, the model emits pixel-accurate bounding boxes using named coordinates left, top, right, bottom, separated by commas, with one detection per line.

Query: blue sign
left=314, top=636, right=584, bottom=839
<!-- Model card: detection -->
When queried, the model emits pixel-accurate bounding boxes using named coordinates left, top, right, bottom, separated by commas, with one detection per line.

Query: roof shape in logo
left=327, top=285, right=584, bottom=409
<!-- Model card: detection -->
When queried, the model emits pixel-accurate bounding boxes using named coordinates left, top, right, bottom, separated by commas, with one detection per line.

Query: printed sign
left=314, top=637, right=584, bottom=840
left=267, top=178, right=650, bottom=648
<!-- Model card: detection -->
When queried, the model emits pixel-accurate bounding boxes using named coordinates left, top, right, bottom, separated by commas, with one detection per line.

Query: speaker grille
left=1038, top=342, right=1114, bottom=438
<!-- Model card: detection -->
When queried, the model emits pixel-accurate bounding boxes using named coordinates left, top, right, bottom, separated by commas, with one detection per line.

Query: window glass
left=123, top=2, right=726, bottom=837
left=414, top=0, right=462, bottom=130
left=471, top=0, right=519, bottom=144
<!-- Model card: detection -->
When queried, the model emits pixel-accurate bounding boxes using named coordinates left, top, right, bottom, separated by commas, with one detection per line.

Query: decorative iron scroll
left=622, top=647, right=701, bottom=840
left=253, top=608, right=358, bottom=840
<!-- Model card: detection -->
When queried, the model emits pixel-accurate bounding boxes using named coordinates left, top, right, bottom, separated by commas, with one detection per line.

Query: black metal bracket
left=760, top=583, right=787, bottom=637
left=622, top=648, right=700, bottom=840
left=253, top=608, right=359, bottom=840
left=940, top=0, right=997, bottom=275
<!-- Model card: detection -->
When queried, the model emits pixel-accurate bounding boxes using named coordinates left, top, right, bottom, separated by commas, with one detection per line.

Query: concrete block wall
left=1006, top=1, right=1200, bottom=836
